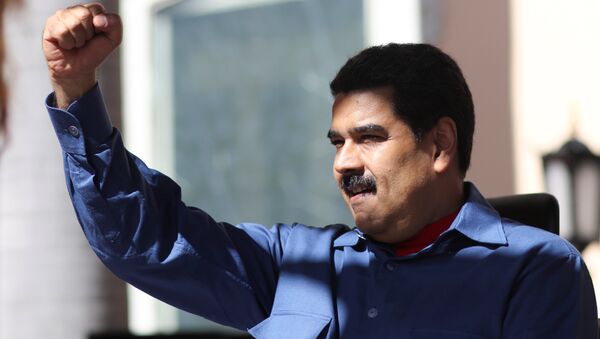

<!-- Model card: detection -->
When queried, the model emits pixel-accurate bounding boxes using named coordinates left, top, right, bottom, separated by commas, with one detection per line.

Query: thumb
left=92, top=13, right=123, bottom=47
left=74, top=13, right=122, bottom=70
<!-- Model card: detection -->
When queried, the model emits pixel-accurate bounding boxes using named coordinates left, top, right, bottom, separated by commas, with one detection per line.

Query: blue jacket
left=46, top=86, right=598, bottom=338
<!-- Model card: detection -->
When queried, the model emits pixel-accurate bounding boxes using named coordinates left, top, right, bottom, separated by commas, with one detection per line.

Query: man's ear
left=432, top=117, right=457, bottom=174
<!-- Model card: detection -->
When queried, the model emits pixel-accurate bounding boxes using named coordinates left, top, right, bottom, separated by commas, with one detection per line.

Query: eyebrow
left=350, top=123, right=386, bottom=135
left=327, top=123, right=387, bottom=140
left=326, top=129, right=340, bottom=140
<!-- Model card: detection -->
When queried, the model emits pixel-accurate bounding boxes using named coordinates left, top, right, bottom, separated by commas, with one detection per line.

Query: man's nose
left=334, top=142, right=363, bottom=175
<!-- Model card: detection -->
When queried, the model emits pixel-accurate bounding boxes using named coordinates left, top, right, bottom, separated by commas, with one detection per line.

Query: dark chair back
left=487, top=193, right=559, bottom=235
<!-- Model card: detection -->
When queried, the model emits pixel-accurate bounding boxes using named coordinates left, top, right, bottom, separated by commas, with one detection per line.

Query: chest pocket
left=248, top=312, right=331, bottom=339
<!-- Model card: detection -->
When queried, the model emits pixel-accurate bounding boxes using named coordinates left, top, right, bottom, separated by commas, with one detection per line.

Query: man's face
left=328, top=87, right=437, bottom=243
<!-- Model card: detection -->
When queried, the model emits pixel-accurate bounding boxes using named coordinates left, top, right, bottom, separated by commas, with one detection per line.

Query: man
left=43, top=4, right=597, bottom=338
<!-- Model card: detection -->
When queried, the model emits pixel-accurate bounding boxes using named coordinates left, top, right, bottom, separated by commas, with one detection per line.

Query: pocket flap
left=248, top=312, right=331, bottom=339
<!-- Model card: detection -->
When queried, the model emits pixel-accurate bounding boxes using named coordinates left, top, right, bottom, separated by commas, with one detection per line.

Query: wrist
left=50, top=73, right=97, bottom=109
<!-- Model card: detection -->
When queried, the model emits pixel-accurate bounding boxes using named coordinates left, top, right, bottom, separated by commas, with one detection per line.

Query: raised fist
left=43, top=3, right=122, bottom=108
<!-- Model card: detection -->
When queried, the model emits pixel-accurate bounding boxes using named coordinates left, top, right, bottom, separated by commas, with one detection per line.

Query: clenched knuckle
left=57, top=26, right=70, bottom=38
left=72, top=20, right=85, bottom=31
left=66, top=4, right=84, bottom=11
left=73, top=7, right=92, bottom=21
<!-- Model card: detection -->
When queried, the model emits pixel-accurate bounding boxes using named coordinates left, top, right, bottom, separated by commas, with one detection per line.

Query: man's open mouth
left=347, top=184, right=376, bottom=197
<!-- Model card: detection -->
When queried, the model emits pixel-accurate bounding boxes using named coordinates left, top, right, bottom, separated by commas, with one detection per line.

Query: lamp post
left=543, top=138, right=600, bottom=251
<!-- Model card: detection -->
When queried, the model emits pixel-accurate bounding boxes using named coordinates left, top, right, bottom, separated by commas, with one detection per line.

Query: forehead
left=330, top=87, right=401, bottom=129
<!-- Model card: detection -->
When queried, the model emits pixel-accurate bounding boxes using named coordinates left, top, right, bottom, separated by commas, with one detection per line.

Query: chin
left=353, top=213, right=411, bottom=243
left=353, top=217, right=385, bottom=236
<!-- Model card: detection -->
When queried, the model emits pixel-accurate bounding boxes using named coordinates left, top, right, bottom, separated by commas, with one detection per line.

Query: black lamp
left=543, top=138, right=600, bottom=251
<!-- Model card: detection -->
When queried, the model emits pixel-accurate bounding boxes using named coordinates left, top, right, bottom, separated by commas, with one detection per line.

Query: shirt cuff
left=46, top=83, right=113, bottom=155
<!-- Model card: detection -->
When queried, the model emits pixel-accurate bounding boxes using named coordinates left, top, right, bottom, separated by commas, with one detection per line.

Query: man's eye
left=360, top=135, right=384, bottom=143
left=330, top=139, right=344, bottom=148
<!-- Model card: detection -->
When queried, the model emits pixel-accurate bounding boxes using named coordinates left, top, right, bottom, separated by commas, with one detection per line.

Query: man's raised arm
left=42, top=4, right=285, bottom=330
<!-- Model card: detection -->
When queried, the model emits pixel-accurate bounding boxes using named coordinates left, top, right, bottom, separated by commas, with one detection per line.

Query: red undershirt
left=394, top=209, right=460, bottom=257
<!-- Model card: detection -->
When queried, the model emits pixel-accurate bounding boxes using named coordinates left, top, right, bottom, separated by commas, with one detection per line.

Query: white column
left=364, top=0, right=422, bottom=45
left=121, top=0, right=179, bottom=334
left=0, top=1, right=127, bottom=338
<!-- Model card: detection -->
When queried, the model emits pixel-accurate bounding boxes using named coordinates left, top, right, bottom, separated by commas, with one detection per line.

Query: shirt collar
left=333, top=228, right=365, bottom=247
left=333, top=182, right=507, bottom=248
left=450, top=182, right=507, bottom=246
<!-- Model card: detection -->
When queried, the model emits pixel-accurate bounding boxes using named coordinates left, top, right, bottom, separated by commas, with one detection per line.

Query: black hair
left=329, top=43, right=475, bottom=174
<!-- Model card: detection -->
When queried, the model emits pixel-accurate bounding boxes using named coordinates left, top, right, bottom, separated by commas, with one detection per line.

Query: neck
left=371, top=179, right=465, bottom=244
left=428, top=179, right=464, bottom=226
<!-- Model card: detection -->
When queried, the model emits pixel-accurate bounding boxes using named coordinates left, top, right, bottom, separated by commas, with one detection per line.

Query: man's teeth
left=351, top=186, right=372, bottom=195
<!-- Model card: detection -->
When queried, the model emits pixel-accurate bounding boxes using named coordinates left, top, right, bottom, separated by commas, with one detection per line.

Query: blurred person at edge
left=42, top=3, right=598, bottom=339
left=0, top=0, right=20, bottom=149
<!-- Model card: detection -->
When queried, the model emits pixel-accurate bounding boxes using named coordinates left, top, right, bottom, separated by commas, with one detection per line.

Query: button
left=367, top=308, right=378, bottom=318
left=68, top=125, right=80, bottom=137
left=385, top=262, right=398, bottom=271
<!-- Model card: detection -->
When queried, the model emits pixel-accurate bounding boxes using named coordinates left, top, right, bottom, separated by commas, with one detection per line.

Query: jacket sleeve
left=502, top=239, right=598, bottom=338
left=46, top=84, right=288, bottom=330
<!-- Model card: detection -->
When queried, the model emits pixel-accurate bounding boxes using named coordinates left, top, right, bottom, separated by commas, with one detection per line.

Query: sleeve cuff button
left=68, top=125, right=80, bottom=137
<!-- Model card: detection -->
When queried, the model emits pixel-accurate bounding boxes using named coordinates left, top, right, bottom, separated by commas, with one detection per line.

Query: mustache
left=341, top=174, right=377, bottom=195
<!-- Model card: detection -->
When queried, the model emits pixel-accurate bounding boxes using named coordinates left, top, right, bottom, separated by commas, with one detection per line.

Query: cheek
left=379, top=154, right=431, bottom=194
left=402, top=157, right=435, bottom=193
